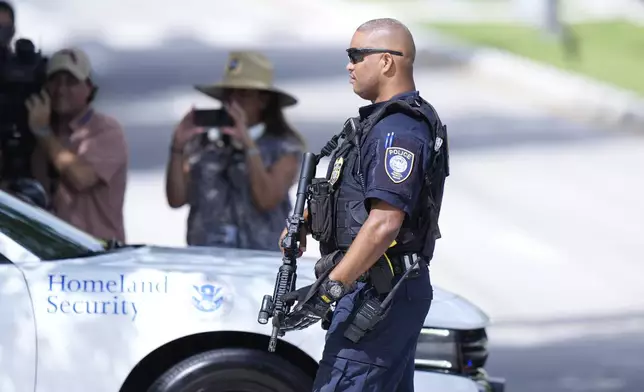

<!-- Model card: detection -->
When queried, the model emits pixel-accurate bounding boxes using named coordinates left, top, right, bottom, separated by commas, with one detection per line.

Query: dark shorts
left=313, top=263, right=433, bottom=392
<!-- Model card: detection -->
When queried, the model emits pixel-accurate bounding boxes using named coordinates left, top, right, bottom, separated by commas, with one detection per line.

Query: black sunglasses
left=346, top=47, right=403, bottom=64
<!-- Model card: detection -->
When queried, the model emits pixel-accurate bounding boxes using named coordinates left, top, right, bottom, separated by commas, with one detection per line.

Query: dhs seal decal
left=385, top=147, right=414, bottom=184
left=192, top=280, right=234, bottom=316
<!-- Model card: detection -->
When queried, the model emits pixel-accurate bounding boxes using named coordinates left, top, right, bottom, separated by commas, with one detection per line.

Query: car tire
left=147, top=347, right=314, bottom=392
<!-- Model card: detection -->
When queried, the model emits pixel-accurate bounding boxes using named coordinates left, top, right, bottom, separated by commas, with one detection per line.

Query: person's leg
left=313, top=356, right=401, bottom=392
left=313, top=303, right=425, bottom=392
left=395, top=263, right=433, bottom=392
left=394, top=340, right=419, bottom=392
left=313, top=266, right=432, bottom=392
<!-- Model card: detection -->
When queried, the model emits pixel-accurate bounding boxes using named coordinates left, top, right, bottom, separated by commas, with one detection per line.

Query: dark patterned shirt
left=185, top=128, right=304, bottom=251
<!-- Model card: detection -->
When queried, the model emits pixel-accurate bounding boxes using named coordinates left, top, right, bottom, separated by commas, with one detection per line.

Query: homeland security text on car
left=47, top=274, right=169, bottom=321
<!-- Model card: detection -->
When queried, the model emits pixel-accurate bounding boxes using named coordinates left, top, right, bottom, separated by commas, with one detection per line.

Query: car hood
left=85, top=245, right=490, bottom=330
left=103, top=244, right=317, bottom=278
left=424, top=284, right=490, bottom=330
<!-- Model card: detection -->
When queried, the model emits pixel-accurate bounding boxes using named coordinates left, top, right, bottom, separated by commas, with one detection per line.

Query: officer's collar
left=358, top=90, right=420, bottom=119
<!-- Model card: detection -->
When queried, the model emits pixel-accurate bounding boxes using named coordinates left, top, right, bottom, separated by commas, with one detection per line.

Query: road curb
left=414, top=28, right=644, bottom=130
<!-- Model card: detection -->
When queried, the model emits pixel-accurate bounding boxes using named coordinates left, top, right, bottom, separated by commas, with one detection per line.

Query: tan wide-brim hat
left=194, top=51, right=298, bottom=108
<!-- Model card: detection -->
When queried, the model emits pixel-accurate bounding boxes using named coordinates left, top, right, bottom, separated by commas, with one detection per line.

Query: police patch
left=385, top=147, right=414, bottom=184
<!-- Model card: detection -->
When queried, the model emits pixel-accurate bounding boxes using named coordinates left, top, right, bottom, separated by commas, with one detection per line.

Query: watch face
left=328, top=282, right=343, bottom=299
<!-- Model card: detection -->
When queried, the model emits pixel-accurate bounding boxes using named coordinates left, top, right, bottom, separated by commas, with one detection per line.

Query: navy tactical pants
left=312, top=262, right=432, bottom=392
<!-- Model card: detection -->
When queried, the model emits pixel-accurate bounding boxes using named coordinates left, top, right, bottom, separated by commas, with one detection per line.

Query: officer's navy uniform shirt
left=359, top=90, right=435, bottom=219
left=315, top=91, right=436, bottom=382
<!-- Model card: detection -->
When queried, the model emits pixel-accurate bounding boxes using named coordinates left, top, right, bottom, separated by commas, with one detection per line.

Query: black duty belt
left=357, top=252, right=423, bottom=294
left=387, top=252, right=422, bottom=276
left=343, top=252, right=425, bottom=342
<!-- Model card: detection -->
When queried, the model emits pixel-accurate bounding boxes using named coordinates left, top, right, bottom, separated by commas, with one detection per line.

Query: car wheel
left=147, top=348, right=314, bottom=392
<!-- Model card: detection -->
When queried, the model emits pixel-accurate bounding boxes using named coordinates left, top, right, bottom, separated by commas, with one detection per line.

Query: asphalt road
left=17, top=1, right=644, bottom=391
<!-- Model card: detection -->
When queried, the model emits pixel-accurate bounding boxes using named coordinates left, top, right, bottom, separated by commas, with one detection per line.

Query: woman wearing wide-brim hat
left=165, top=51, right=306, bottom=251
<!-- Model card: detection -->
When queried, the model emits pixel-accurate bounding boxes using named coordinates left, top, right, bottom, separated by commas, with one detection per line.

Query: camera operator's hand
left=25, top=90, right=53, bottom=138
left=221, top=101, right=252, bottom=149
left=172, top=108, right=204, bottom=150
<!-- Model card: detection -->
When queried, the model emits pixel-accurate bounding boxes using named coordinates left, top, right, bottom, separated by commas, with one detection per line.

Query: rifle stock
left=257, top=152, right=317, bottom=352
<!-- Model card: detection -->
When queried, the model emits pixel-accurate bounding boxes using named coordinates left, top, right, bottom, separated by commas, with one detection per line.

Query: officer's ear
left=381, top=53, right=396, bottom=76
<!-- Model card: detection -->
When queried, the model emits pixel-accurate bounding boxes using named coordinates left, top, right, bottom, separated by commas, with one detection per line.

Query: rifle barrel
left=293, top=152, right=317, bottom=217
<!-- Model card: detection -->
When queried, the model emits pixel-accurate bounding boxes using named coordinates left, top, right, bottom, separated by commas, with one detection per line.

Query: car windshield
left=0, top=190, right=106, bottom=260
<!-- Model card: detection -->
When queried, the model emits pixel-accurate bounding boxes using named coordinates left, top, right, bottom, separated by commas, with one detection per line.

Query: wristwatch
left=322, top=279, right=347, bottom=303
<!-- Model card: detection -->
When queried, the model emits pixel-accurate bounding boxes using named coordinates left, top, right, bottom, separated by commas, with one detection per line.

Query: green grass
left=428, top=20, right=644, bottom=96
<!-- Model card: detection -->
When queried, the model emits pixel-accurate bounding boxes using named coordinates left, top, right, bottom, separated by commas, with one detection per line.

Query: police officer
left=279, top=17, right=450, bottom=391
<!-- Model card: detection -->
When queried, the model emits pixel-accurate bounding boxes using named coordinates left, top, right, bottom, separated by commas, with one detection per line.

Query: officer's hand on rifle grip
left=278, top=209, right=309, bottom=257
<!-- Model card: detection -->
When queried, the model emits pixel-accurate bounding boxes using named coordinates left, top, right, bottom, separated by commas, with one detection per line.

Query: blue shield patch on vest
left=385, top=147, right=414, bottom=184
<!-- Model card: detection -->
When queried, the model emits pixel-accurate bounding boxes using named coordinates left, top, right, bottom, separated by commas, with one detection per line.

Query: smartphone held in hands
left=193, top=109, right=235, bottom=128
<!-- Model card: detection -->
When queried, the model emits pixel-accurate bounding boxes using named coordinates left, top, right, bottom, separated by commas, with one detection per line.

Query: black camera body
left=0, top=37, right=48, bottom=182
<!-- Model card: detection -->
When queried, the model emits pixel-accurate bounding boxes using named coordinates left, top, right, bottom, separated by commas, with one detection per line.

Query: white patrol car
left=0, top=189, right=506, bottom=392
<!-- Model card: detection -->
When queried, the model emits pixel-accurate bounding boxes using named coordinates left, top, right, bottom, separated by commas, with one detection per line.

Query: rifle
left=257, top=151, right=318, bottom=352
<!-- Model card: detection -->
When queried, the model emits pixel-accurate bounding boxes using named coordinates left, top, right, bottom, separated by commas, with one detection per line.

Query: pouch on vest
left=307, top=178, right=333, bottom=243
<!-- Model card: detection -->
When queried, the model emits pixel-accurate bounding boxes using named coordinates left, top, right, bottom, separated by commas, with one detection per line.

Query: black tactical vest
left=307, top=94, right=450, bottom=262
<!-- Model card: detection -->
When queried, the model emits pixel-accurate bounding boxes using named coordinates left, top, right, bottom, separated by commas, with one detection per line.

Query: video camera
left=0, top=37, right=48, bottom=182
